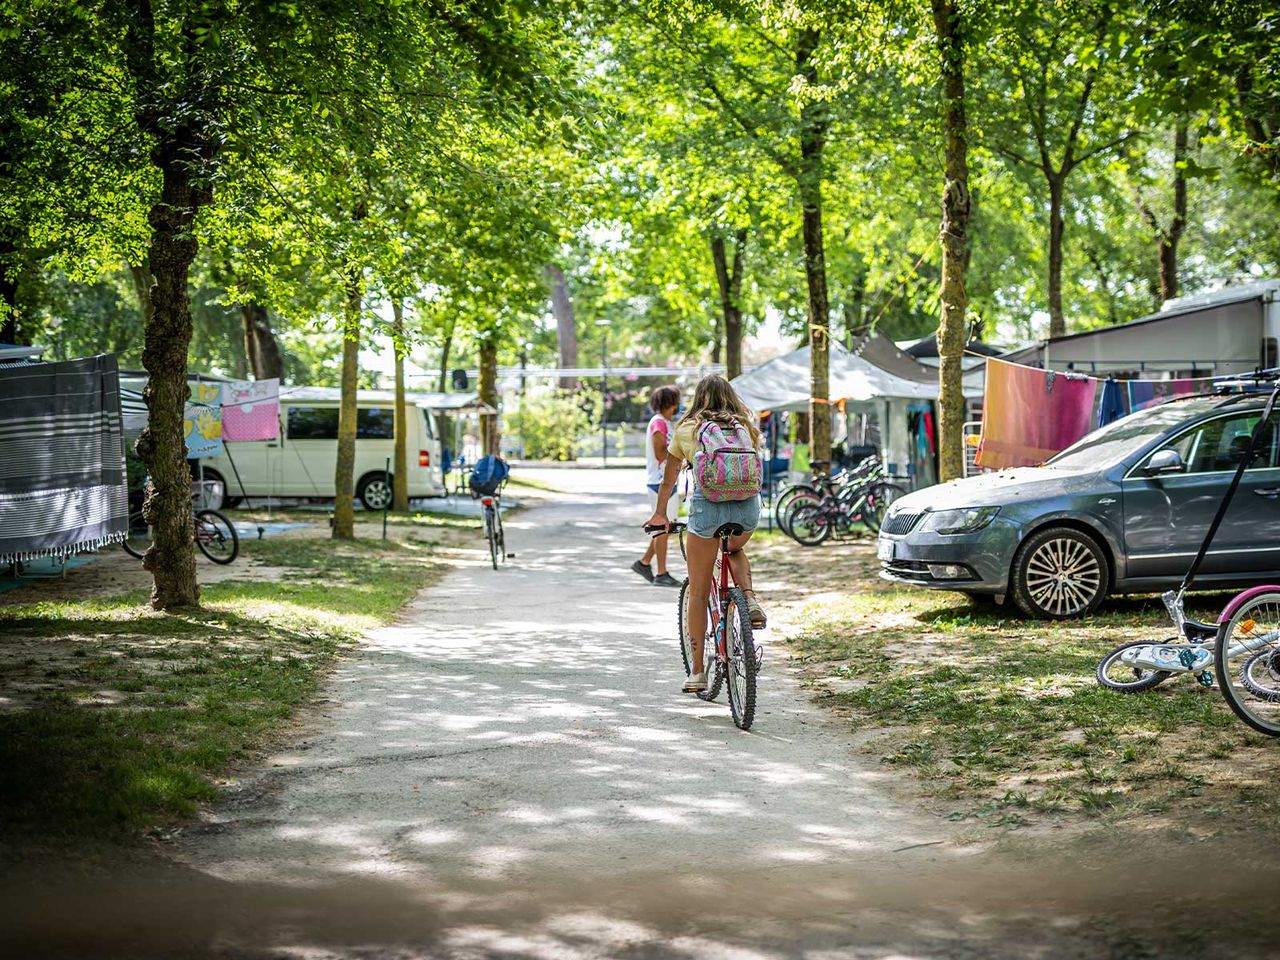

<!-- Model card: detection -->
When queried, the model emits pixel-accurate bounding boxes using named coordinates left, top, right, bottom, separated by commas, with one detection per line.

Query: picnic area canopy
left=730, top=336, right=982, bottom=413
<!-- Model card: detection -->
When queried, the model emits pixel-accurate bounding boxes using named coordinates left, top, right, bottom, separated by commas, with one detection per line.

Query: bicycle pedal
left=506, top=553, right=516, bottom=558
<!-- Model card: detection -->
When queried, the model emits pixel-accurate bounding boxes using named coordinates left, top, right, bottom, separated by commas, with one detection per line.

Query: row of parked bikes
left=770, top=454, right=905, bottom=546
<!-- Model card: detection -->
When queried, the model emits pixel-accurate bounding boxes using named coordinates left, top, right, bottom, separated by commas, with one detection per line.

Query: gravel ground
left=10, top=467, right=1276, bottom=959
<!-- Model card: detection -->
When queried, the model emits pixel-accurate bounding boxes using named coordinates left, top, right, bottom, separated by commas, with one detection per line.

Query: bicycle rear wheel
left=122, top=510, right=149, bottom=560
left=725, top=587, right=757, bottom=729
left=773, top=483, right=814, bottom=530
left=484, top=507, right=499, bottom=570
left=494, top=505, right=506, bottom=563
left=1216, top=591, right=1280, bottom=736
left=195, top=509, right=239, bottom=564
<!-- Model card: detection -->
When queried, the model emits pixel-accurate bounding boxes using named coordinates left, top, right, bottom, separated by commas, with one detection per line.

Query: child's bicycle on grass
left=648, top=519, right=762, bottom=730
left=1096, top=372, right=1280, bottom=736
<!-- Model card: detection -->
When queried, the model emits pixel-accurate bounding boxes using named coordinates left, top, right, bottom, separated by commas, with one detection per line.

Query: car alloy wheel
left=1013, top=527, right=1107, bottom=619
left=359, top=476, right=393, bottom=511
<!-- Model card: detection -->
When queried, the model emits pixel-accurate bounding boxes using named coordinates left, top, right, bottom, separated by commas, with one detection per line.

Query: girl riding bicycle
left=644, top=375, right=767, bottom=693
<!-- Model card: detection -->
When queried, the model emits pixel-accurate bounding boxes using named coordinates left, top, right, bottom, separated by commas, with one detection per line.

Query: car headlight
left=919, top=506, right=1000, bottom=535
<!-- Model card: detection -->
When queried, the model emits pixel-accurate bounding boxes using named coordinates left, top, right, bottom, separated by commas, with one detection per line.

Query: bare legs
left=684, top=530, right=753, bottom=675
left=640, top=531, right=669, bottom=576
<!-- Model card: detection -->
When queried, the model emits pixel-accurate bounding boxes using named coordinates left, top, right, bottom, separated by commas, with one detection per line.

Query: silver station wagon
left=877, top=394, right=1280, bottom=619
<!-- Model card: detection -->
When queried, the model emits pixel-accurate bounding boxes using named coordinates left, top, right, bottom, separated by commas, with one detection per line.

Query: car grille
left=881, top=510, right=925, bottom=536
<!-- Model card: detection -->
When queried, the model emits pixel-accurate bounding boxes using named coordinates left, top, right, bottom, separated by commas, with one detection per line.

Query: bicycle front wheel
left=678, top=577, right=723, bottom=701
left=725, top=587, right=757, bottom=730
left=1217, top=591, right=1280, bottom=736
left=860, top=482, right=907, bottom=534
left=1095, top=640, right=1173, bottom=693
left=195, top=509, right=239, bottom=564
left=122, top=510, right=149, bottom=560
left=787, top=502, right=831, bottom=547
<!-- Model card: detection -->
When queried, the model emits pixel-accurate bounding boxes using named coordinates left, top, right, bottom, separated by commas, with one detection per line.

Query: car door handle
left=1255, top=487, right=1280, bottom=498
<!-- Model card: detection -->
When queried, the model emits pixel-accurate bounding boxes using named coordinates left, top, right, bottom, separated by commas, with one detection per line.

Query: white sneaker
left=682, top=671, right=707, bottom=693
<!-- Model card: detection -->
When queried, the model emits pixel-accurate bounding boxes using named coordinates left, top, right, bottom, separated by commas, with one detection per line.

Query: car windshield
left=1047, top=397, right=1229, bottom=469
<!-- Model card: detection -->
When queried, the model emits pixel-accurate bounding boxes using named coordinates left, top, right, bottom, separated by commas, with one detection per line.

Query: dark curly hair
left=649, top=384, right=680, bottom=414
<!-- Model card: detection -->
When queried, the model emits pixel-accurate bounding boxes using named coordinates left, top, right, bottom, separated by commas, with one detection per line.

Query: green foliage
left=507, top=389, right=600, bottom=460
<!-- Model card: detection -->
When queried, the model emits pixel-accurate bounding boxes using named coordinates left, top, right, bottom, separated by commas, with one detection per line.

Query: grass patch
left=0, top=535, right=443, bottom=841
left=506, top=474, right=562, bottom=493
left=760, top=541, right=1280, bottom=832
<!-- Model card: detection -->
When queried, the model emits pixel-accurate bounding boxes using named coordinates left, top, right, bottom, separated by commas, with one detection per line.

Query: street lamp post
left=597, top=320, right=609, bottom=466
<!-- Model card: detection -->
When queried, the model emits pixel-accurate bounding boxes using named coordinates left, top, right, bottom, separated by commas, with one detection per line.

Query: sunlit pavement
left=9, top=467, right=1280, bottom=959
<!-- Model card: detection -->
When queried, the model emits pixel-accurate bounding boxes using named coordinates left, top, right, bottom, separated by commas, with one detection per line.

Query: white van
left=200, top=387, right=446, bottom=510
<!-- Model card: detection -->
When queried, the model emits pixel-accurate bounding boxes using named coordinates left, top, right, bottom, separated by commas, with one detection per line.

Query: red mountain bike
left=649, top=520, right=760, bottom=730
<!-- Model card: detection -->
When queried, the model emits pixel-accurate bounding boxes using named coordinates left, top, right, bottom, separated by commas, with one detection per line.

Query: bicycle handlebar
left=643, top=521, right=685, bottom=537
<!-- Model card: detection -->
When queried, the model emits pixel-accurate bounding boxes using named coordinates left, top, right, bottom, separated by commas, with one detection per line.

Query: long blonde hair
left=678, top=375, right=762, bottom=450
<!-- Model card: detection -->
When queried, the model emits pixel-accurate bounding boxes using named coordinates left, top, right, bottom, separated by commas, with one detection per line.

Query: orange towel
left=977, top=359, right=1097, bottom=469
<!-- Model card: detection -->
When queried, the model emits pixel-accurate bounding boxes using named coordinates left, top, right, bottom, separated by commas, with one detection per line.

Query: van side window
left=288, top=406, right=339, bottom=440
left=357, top=408, right=395, bottom=439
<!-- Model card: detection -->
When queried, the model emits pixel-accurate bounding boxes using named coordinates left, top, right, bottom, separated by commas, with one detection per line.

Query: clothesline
left=962, top=348, right=1277, bottom=386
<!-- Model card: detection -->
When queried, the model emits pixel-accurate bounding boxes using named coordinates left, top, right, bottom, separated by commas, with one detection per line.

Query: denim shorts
left=686, top=493, right=761, bottom=539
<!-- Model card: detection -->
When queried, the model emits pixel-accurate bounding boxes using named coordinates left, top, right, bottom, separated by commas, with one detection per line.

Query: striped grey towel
left=0, top=354, right=130, bottom=564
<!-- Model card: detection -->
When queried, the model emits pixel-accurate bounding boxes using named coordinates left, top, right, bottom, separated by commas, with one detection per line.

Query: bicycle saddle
left=713, top=522, right=746, bottom=539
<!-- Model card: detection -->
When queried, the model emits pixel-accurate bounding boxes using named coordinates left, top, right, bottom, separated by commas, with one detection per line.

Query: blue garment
left=1098, top=378, right=1127, bottom=427
left=686, top=492, right=761, bottom=539
left=647, top=483, right=661, bottom=493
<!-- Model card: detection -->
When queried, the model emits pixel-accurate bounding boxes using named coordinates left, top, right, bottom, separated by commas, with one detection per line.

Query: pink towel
left=977, top=359, right=1097, bottom=469
left=221, top=378, right=280, bottom=441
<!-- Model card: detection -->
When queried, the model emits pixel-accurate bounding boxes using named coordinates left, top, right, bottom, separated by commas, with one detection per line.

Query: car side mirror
left=1144, top=448, right=1187, bottom=476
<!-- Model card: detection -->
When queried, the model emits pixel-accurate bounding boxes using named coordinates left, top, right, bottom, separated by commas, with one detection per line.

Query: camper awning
left=731, top=339, right=982, bottom=412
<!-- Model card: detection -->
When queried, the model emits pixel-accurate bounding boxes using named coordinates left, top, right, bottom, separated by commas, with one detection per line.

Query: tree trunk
left=332, top=270, right=361, bottom=540
left=1047, top=175, right=1066, bottom=338
left=1157, top=117, right=1189, bottom=303
left=436, top=316, right=454, bottom=468
left=932, top=0, right=971, bottom=484
left=796, top=28, right=832, bottom=474
left=478, top=338, right=498, bottom=456
left=136, top=165, right=204, bottom=610
left=239, top=302, right=283, bottom=380
left=711, top=229, right=747, bottom=380
left=391, top=296, right=409, bottom=512
left=545, top=264, right=577, bottom=389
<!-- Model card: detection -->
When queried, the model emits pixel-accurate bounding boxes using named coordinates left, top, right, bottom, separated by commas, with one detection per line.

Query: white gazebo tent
left=731, top=336, right=983, bottom=486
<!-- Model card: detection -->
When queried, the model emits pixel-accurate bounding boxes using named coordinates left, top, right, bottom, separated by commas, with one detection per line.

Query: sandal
left=682, top=670, right=707, bottom=693
left=743, top=590, right=767, bottom=629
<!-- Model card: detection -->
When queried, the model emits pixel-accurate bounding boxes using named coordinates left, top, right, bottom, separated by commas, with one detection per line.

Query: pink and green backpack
left=692, top=419, right=763, bottom=502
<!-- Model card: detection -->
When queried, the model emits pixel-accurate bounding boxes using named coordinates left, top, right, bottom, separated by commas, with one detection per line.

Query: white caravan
left=199, top=387, right=480, bottom=510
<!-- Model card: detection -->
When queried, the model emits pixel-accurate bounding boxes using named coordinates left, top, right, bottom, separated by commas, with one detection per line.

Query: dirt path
left=150, top=469, right=1275, bottom=958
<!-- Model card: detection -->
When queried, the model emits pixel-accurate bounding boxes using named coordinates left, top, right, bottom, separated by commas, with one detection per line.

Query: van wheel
left=357, top=473, right=393, bottom=512
left=189, top=466, right=228, bottom=510
left=1010, top=526, right=1109, bottom=620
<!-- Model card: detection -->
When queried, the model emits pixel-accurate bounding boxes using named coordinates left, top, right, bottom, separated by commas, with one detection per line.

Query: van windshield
left=1047, top=398, right=1226, bottom=469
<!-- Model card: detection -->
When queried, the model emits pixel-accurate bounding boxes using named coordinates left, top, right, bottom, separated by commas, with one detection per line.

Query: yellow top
left=667, top=420, right=699, bottom=463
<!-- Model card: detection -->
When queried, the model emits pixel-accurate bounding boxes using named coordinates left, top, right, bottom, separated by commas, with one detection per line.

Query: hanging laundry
left=222, top=378, right=280, bottom=441
left=184, top=381, right=223, bottom=458
left=1127, top=378, right=1196, bottom=412
left=0, top=354, right=130, bottom=564
left=1097, top=377, right=1127, bottom=427
left=977, top=358, right=1097, bottom=470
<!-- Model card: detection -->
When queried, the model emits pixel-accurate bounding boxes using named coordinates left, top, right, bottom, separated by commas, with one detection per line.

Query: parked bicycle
left=469, top=454, right=511, bottom=571
left=1095, top=373, right=1280, bottom=736
left=778, top=456, right=907, bottom=545
left=649, top=519, right=761, bottom=730
left=122, top=499, right=240, bottom=565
